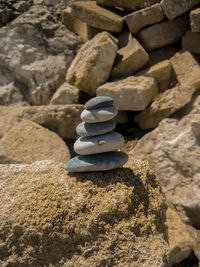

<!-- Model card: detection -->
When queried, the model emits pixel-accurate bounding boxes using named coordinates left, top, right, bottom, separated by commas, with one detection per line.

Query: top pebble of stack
left=85, top=96, right=114, bottom=110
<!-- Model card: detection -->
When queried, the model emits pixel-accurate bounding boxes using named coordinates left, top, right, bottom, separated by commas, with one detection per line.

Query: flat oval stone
left=76, top=120, right=116, bottom=137
left=81, top=105, right=117, bottom=123
left=64, top=152, right=128, bottom=172
left=85, top=96, right=113, bottom=110
left=74, top=131, right=124, bottom=155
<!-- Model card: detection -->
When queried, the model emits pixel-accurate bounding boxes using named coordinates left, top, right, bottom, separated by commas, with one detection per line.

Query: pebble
left=74, top=131, right=124, bottom=155
left=81, top=105, right=118, bottom=123
left=76, top=120, right=116, bottom=137
left=85, top=96, right=113, bottom=110
left=64, top=152, right=129, bottom=172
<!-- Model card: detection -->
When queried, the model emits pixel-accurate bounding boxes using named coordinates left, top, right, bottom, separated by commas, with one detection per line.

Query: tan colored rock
left=135, top=85, right=195, bottom=129
left=50, top=82, right=79, bottom=105
left=111, top=33, right=149, bottom=77
left=0, top=158, right=169, bottom=266
left=115, top=110, right=128, bottom=124
left=66, top=32, right=118, bottom=95
left=69, top=1, right=124, bottom=33
left=182, top=31, right=200, bottom=54
left=0, top=82, right=24, bottom=105
left=190, top=8, right=200, bottom=33
left=97, top=76, right=158, bottom=111
left=138, top=17, right=189, bottom=51
left=96, top=0, right=160, bottom=11
left=161, top=0, right=200, bottom=20
left=148, top=45, right=177, bottom=66
left=125, top=4, right=164, bottom=34
left=170, top=50, right=200, bottom=90
left=0, top=120, right=70, bottom=164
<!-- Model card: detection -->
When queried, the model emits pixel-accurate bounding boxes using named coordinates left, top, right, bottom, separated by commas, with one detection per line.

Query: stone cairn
left=64, top=96, right=128, bottom=172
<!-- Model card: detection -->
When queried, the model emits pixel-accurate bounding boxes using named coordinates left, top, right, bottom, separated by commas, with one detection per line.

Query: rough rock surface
left=135, top=85, right=195, bottom=129
left=138, top=16, right=189, bottom=51
left=0, top=120, right=70, bottom=164
left=67, top=32, right=118, bottom=95
left=182, top=31, right=200, bottom=55
left=0, top=158, right=169, bottom=266
left=190, top=8, right=200, bottom=32
left=0, top=82, right=24, bottom=105
left=0, top=5, right=81, bottom=105
left=97, top=76, right=158, bottom=111
left=131, top=113, right=200, bottom=228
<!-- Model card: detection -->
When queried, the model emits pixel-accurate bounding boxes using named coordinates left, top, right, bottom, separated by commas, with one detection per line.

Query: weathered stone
left=0, top=82, right=24, bottom=105
left=0, top=158, right=169, bottom=266
left=66, top=32, right=118, bottom=95
left=96, top=0, right=160, bottom=11
left=125, top=4, right=164, bottom=34
left=190, top=8, right=200, bottom=32
left=50, top=82, right=79, bottom=105
left=111, top=33, right=149, bottom=77
left=131, top=113, right=200, bottom=227
left=148, top=45, right=177, bottom=66
left=115, top=110, right=129, bottom=124
left=161, top=0, right=200, bottom=19
left=135, top=85, right=195, bottom=129
left=81, top=105, right=117, bottom=123
left=0, top=120, right=70, bottom=164
left=138, top=17, right=189, bottom=51
left=97, top=76, right=158, bottom=111
left=170, top=50, right=200, bottom=90
left=182, top=31, right=200, bottom=54
left=69, top=1, right=124, bottom=33
left=85, top=96, right=113, bottom=110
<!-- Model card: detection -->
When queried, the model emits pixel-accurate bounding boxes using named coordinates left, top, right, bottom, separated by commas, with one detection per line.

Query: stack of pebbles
left=64, top=96, right=128, bottom=172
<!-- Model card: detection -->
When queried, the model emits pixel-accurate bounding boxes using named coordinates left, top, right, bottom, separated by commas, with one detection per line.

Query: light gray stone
left=0, top=82, right=24, bottom=105
left=81, top=105, right=118, bottom=123
left=190, top=8, right=200, bottom=32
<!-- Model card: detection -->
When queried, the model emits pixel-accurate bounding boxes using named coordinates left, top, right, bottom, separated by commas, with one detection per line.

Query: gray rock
left=76, top=120, right=116, bottom=137
left=74, top=131, right=124, bottom=155
left=85, top=96, right=113, bottom=110
left=64, top=151, right=128, bottom=172
left=81, top=105, right=117, bottom=123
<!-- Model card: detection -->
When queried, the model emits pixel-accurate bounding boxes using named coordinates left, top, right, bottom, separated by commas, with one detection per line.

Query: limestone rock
left=0, top=158, right=169, bottom=266
left=115, top=110, right=129, bottom=124
left=125, top=4, right=164, bottom=34
left=170, top=50, right=200, bottom=91
left=148, top=45, right=177, bottom=66
left=50, top=82, right=79, bottom=105
left=135, top=85, right=195, bottom=129
left=131, top=113, right=200, bottom=227
left=97, top=76, right=158, bottom=111
left=111, top=33, right=149, bottom=77
left=182, top=31, right=200, bottom=54
left=69, top=1, right=124, bottom=33
left=96, top=0, right=160, bottom=11
left=0, top=82, right=24, bottom=105
left=190, top=8, right=200, bottom=33
left=161, top=0, right=200, bottom=19
left=0, top=120, right=70, bottom=164
left=66, top=32, right=118, bottom=95
left=0, top=5, right=81, bottom=105
left=138, top=17, right=189, bottom=51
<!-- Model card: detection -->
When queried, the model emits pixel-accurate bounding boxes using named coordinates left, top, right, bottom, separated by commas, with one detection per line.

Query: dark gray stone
left=85, top=96, right=113, bottom=110
left=76, top=120, right=116, bottom=137
left=64, top=152, right=128, bottom=172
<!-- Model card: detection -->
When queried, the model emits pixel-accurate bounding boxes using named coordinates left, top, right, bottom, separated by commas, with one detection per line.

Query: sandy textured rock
left=161, top=0, right=200, bottom=19
left=138, top=16, right=189, bottom=51
left=0, top=5, right=81, bottom=105
left=0, top=82, right=24, bottom=105
left=135, top=85, right=195, bottom=129
left=182, top=31, right=200, bottom=54
left=125, top=4, right=164, bottom=34
left=96, top=0, right=160, bottom=11
left=170, top=50, right=200, bottom=91
left=111, top=33, right=149, bottom=77
left=67, top=32, right=118, bottom=95
left=69, top=1, right=124, bottom=33
left=190, top=8, right=200, bottom=32
left=0, top=158, right=169, bottom=266
left=0, top=120, right=70, bottom=164
left=131, top=113, right=200, bottom=228
left=50, top=82, right=79, bottom=105
left=97, top=76, right=158, bottom=111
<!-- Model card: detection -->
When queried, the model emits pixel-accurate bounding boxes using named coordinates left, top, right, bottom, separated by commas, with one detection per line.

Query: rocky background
left=1, top=0, right=200, bottom=266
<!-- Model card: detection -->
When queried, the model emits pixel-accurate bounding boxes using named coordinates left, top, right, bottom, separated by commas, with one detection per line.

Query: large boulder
left=0, top=158, right=169, bottom=266
left=66, top=32, right=118, bottom=95
left=0, top=120, right=70, bottom=164
left=0, top=5, right=81, bottom=105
